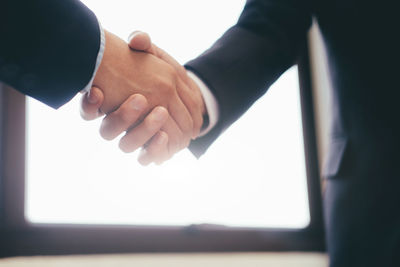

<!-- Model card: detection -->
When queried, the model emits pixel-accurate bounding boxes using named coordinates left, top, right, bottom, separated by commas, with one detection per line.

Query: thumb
left=128, top=31, right=153, bottom=53
left=80, top=86, right=105, bottom=120
left=128, top=31, right=180, bottom=72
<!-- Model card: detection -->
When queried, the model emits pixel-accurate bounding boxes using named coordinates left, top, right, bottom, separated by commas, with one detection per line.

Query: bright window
left=25, top=0, right=310, bottom=229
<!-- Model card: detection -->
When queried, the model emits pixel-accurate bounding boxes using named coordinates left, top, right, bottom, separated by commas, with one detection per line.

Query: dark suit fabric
left=187, top=0, right=400, bottom=266
left=0, top=0, right=101, bottom=108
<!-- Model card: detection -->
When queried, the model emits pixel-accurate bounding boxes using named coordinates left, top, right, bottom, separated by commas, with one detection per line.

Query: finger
left=161, top=116, right=185, bottom=155
left=80, top=86, right=105, bottom=120
left=138, top=131, right=170, bottom=166
left=176, top=78, right=204, bottom=138
left=153, top=50, right=203, bottom=137
left=127, top=32, right=200, bottom=137
left=151, top=43, right=188, bottom=78
left=128, top=31, right=154, bottom=53
left=150, top=49, right=203, bottom=137
left=119, top=106, right=168, bottom=153
left=128, top=32, right=185, bottom=77
left=168, top=94, right=194, bottom=140
left=99, top=94, right=148, bottom=140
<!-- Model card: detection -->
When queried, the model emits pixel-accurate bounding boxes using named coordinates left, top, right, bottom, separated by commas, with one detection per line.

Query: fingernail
left=130, top=95, right=146, bottom=111
left=88, top=90, right=98, bottom=104
left=128, top=31, right=140, bottom=42
left=152, top=107, right=167, bottom=122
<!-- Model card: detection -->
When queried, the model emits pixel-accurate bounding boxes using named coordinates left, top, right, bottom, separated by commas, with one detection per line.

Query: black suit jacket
left=187, top=0, right=400, bottom=177
left=0, top=0, right=101, bottom=108
left=187, top=2, right=400, bottom=265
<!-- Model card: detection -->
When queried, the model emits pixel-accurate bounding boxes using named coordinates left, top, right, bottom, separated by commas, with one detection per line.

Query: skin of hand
left=127, top=31, right=207, bottom=164
left=80, top=30, right=205, bottom=165
left=94, top=30, right=196, bottom=141
left=127, top=31, right=206, bottom=135
left=88, top=30, right=203, bottom=162
left=80, top=87, right=170, bottom=165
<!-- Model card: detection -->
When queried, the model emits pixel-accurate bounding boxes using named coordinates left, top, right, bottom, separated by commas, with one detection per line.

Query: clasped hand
left=80, top=30, right=205, bottom=165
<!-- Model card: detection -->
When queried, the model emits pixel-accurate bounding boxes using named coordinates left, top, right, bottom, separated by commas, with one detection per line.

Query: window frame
left=0, top=43, right=325, bottom=258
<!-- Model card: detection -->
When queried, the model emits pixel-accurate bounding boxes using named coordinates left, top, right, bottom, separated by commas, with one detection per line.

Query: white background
left=25, top=0, right=310, bottom=228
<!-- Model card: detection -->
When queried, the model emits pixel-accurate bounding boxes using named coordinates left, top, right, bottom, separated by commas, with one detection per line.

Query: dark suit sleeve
left=0, top=0, right=101, bottom=108
left=186, top=0, right=312, bottom=157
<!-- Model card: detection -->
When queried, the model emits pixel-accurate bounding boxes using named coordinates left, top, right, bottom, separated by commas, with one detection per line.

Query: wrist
left=93, top=30, right=128, bottom=114
left=185, top=70, right=219, bottom=137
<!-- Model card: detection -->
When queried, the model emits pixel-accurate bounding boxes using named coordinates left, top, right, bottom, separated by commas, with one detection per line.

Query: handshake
left=80, top=30, right=206, bottom=165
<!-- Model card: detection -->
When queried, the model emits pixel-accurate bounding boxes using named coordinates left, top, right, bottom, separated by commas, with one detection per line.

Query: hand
left=94, top=30, right=195, bottom=138
left=127, top=31, right=206, bottom=136
left=80, top=30, right=205, bottom=165
left=127, top=31, right=207, bottom=164
left=92, top=30, right=199, bottom=163
left=80, top=87, right=171, bottom=165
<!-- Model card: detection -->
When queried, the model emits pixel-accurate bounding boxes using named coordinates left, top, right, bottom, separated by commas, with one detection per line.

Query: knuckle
left=157, top=69, right=178, bottom=94
left=146, top=108, right=167, bottom=130
left=143, top=116, right=158, bottom=131
left=155, top=79, right=173, bottom=95
left=115, top=108, right=133, bottom=125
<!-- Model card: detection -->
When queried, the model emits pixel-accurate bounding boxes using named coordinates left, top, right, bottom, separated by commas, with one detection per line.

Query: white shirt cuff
left=186, top=71, right=219, bottom=137
left=81, top=19, right=106, bottom=93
